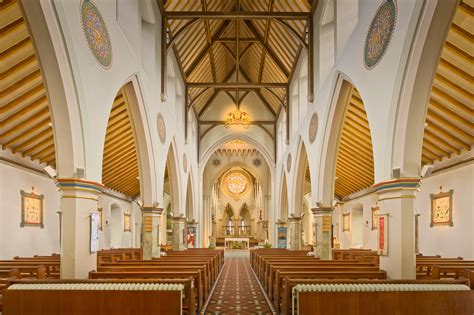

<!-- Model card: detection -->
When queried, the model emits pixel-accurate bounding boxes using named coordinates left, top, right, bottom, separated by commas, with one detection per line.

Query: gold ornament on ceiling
left=222, top=170, right=251, bottom=200
left=224, top=110, right=250, bottom=129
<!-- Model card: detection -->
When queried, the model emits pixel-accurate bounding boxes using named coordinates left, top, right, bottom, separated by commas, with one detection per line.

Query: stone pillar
left=187, top=220, right=198, bottom=248
left=141, top=206, right=163, bottom=259
left=56, top=178, right=103, bottom=279
left=374, top=178, right=420, bottom=279
left=172, top=216, right=187, bottom=250
left=311, top=206, right=333, bottom=259
left=288, top=216, right=302, bottom=250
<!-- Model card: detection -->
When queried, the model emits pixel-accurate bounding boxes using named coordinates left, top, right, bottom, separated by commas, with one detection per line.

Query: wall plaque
left=430, top=189, right=453, bottom=227
left=20, top=190, right=44, bottom=228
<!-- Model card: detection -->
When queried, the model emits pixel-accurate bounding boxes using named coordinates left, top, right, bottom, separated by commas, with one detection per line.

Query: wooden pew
left=431, top=265, right=474, bottom=281
left=296, top=281, right=473, bottom=315
left=3, top=278, right=193, bottom=315
left=89, top=269, right=205, bottom=310
left=282, top=278, right=472, bottom=314
left=332, top=248, right=374, bottom=260
left=0, top=261, right=60, bottom=278
left=417, top=259, right=474, bottom=279
left=272, top=270, right=387, bottom=313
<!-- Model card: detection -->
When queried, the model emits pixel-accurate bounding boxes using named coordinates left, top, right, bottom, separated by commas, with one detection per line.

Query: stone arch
left=293, top=138, right=310, bottom=215
left=279, top=170, right=289, bottom=221
left=185, top=172, right=194, bottom=220
left=165, top=139, right=181, bottom=215
left=20, top=1, right=85, bottom=177
left=391, top=0, right=459, bottom=176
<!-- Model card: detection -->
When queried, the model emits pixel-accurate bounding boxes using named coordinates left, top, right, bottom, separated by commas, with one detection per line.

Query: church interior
left=0, top=0, right=473, bottom=314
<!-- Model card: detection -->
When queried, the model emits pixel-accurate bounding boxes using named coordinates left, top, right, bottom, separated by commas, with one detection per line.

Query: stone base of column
left=311, top=206, right=333, bottom=260
left=56, top=178, right=104, bottom=279
left=142, top=207, right=163, bottom=259
left=288, top=216, right=302, bottom=250
left=172, top=216, right=187, bottom=251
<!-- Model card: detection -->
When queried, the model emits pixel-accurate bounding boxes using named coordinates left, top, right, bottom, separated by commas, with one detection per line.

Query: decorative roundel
left=287, top=154, right=292, bottom=172
left=212, top=158, right=221, bottom=167
left=157, top=113, right=166, bottom=143
left=223, top=170, right=250, bottom=199
left=364, top=0, right=397, bottom=69
left=253, top=158, right=262, bottom=167
left=80, top=0, right=113, bottom=68
left=183, top=153, right=188, bottom=173
left=308, top=113, right=318, bottom=143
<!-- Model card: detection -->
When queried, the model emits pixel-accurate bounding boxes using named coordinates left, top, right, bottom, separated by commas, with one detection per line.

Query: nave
left=1, top=0, right=473, bottom=314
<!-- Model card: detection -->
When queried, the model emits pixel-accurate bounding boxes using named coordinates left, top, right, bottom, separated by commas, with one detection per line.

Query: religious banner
left=377, top=214, right=388, bottom=256
left=187, top=226, right=196, bottom=248
left=20, top=189, right=44, bottom=228
left=430, top=189, right=454, bottom=227
left=277, top=226, right=287, bottom=248
left=90, top=212, right=100, bottom=253
left=124, top=213, right=131, bottom=232
left=371, top=206, right=380, bottom=230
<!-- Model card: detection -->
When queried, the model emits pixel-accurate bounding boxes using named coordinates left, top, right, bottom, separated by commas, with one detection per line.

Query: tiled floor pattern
left=204, top=258, right=273, bottom=314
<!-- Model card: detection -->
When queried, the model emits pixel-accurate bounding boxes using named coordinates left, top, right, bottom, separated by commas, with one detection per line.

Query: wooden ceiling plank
left=103, top=132, right=134, bottom=155
left=22, top=137, right=54, bottom=157
left=103, top=149, right=137, bottom=170
left=165, top=11, right=310, bottom=20
left=336, top=156, right=374, bottom=183
left=31, top=143, right=55, bottom=161
left=0, top=84, right=45, bottom=114
left=340, top=135, right=373, bottom=157
left=338, top=145, right=374, bottom=169
left=0, top=54, right=36, bottom=81
left=423, top=137, right=450, bottom=159
left=103, top=157, right=138, bottom=181
left=0, top=69, right=42, bottom=99
left=422, top=146, right=442, bottom=162
left=41, top=152, right=56, bottom=165
left=426, top=109, right=472, bottom=141
left=423, top=129, right=461, bottom=155
left=1, top=107, right=49, bottom=140
left=429, top=99, right=473, bottom=129
left=425, top=122, right=471, bottom=150
left=3, top=119, right=50, bottom=150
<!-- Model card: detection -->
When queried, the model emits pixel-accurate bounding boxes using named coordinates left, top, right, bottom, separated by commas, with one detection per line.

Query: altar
left=224, top=237, right=250, bottom=249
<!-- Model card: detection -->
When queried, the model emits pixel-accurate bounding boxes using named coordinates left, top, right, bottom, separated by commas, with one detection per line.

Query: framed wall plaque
left=371, top=206, right=380, bottom=230
left=342, top=213, right=350, bottom=232
left=430, top=189, right=453, bottom=227
left=124, top=213, right=131, bottom=232
left=377, top=214, right=388, bottom=256
left=20, top=190, right=44, bottom=228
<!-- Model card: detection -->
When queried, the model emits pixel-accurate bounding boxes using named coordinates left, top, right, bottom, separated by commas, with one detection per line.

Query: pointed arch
left=185, top=172, right=194, bottom=220
left=279, top=170, right=289, bottom=221
left=164, top=138, right=181, bottom=215
left=293, top=138, right=311, bottom=215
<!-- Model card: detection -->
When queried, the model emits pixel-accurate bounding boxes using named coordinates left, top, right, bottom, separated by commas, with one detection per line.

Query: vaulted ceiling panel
left=163, top=0, right=312, bottom=130
left=0, top=0, right=56, bottom=166
left=422, top=0, right=473, bottom=165
left=102, top=90, right=140, bottom=197
left=335, top=87, right=374, bottom=199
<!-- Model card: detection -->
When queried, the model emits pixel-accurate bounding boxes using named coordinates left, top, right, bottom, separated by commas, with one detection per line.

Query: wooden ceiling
left=0, top=0, right=56, bottom=166
left=421, top=0, right=473, bottom=165
left=102, top=90, right=140, bottom=197
left=162, top=0, right=314, bottom=119
left=335, top=87, right=374, bottom=199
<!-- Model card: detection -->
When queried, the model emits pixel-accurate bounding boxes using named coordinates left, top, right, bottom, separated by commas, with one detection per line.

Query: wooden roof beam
left=187, top=82, right=286, bottom=88
left=164, top=11, right=311, bottom=20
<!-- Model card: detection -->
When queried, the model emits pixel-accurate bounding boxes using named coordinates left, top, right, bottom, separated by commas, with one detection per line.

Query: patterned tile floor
left=203, top=258, right=274, bottom=314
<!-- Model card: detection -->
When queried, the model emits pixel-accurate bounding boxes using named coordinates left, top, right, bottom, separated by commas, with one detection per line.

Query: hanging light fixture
left=224, top=109, right=251, bottom=129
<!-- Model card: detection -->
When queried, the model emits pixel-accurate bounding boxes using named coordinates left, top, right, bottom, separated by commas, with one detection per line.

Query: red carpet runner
left=203, top=258, right=274, bottom=314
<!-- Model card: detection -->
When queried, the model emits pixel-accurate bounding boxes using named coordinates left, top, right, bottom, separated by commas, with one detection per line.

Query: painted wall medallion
left=287, top=154, right=292, bottom=172
left=20, top=189, right=44, bottom=228
left=253, top=158, right=262, bottom=167
left=430, top=188, right=454, bottom=227
left=364, top=0, right=397, bottom=69
left=157, top=113, right=166, bottom=143
left=81, top=0, right=113, bottom=68
left=183, top=153, right=188, bottom=173
left=308, top=113, right=318, bottom=143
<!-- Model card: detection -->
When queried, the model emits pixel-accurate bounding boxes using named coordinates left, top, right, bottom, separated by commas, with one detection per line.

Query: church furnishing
left=430, top=189, right=454, bottom=227
left=20, top=190, right=44, bottom=228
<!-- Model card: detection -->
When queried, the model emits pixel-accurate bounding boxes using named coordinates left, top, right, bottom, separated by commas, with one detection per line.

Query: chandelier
left=224, top=110, right=250, bottom=129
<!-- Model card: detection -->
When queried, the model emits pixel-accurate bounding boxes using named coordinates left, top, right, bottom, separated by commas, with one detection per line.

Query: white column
left=141, top=206, right=163, bottom=259
left=56, top=178, right=103, bottom=279
left=311, top=206, right=333, bottom=260
left=374, top=178, right=420, bottom=279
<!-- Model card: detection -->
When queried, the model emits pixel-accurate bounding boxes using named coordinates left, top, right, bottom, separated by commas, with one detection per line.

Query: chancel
left=0, top=0, right=473, bottom=314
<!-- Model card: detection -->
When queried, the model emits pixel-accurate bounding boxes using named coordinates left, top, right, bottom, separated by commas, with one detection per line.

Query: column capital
left=56, top=178, right=103, bottom=200
left=172, top=215, right=187, bottom=223
left=276, top=219, right=287, bottom=226
left=141, top=206, right=163, bottom=216
left=288, top=215, right=303, bottom=222
left=373, top=178, right=421, bottom=198
left=187, top=219, right=198, bottom=226
left=311, top=206, right=334, bottom=215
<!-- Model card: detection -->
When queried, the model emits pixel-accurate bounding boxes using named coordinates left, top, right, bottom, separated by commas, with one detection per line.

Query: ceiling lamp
left=224, top=110, right=250, bottom=129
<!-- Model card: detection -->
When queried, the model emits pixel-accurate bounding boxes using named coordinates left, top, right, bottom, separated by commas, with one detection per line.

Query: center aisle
left=202, top=258, right=275, bottom=314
